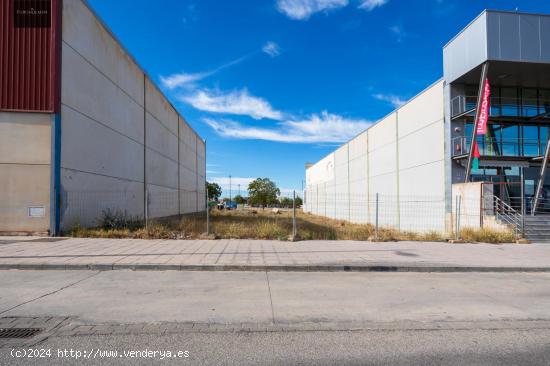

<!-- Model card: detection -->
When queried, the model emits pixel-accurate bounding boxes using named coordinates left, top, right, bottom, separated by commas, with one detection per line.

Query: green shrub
left=97, top=208, right=143, bottom=230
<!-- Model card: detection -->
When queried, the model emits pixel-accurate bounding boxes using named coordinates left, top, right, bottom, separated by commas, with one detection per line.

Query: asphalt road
left=2, top=270, right=550, bottom=365
left=2, top=328, right=550, bottom=365
left=3, top=270, right=550, bottom=324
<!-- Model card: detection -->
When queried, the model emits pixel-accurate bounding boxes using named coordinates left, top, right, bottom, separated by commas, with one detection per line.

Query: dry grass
left=67, top=208, right=515, bottom=243
left=459, top=227, right=517, bottom=244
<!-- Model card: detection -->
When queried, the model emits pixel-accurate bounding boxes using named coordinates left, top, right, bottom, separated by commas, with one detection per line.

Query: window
left=522, top=89, right=538, bottom=117
left=541, top=126, right=549, bottom=152
left=465, top=85, right=478, bottom=111
left=488, top=124, right=502, bottom=155
left=501, top=88, right=518, bottom=116
left=522, top=125, right=539, bottom=156
left=539, top=89, right=550, bottom=115
left=501, top=124, right=519, bottom=155
left=490, top=87, right=501, bottom=116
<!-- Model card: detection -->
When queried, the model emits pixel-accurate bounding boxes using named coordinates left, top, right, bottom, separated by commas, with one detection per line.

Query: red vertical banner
left=475, top=78, right=491, bottom=135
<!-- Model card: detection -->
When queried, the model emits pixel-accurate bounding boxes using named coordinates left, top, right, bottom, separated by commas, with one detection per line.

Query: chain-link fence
left=61, top=189, right=205, bottom=232
left=60, top=189, right=517, bottom=240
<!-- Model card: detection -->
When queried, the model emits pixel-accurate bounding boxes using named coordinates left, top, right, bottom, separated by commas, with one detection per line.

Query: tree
left=279, top=197, right=293, bottom=207
left=234, top=195, right=247, bottom=204
left=247, top=178, right=280, bottom=208
left=206, top=182, right=222, bottom=201
left=280, top=196, right=303, bottom=208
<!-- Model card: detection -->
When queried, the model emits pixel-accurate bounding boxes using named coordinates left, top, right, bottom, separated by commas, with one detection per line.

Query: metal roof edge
left=444, top=9, right=550, bottom=50
left=443, top=10, right=487, bottom=49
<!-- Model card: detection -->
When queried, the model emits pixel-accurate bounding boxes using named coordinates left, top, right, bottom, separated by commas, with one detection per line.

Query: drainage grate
left=0, top=328, right=42, bottom=339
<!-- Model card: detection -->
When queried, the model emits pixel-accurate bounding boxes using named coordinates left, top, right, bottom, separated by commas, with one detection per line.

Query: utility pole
left=238, top=184, right=241, bottom=197
left=229, top=175, right=232, bottom=204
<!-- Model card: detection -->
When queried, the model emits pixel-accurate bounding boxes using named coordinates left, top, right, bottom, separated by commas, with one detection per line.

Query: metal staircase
left=524, top=216, right=550, bottom=243
left=525, top=198, right=550, bottom=243
left=488, top=195, right=523, bottom=237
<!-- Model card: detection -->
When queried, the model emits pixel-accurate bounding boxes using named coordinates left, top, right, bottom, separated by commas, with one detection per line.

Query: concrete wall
left=0, top=112, right=52, bottom=233
left=59, top=0, right=204, bottom=229
left=452, top=182, right=483, bottom=229
left=305, top=80, right=447, bottom=233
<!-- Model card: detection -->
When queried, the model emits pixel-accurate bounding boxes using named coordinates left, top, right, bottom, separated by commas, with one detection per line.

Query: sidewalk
left=1, top=237, right=550, bottom=272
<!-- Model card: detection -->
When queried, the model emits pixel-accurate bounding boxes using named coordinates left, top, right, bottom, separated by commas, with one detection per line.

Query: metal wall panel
left=520, top=15, right=541, bottom=60
left=542, top=17, right=550, bottom=60
left=486, top=11, right=550, bottom=64
left=0, top=0, right=60, bottom=112
left=499, top=13, right=521, bottom=60
left=443, top=12, right=487, bottom=83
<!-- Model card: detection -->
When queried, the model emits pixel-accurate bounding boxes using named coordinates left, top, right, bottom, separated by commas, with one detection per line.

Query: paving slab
left=0, top=237, right=550, bottom=272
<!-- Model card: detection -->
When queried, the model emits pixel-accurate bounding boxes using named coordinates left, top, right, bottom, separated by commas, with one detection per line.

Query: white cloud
left=262, top=41, right=281, bottom=57
left=160, top=71, right=213, bottom=90
left=160, top=55, right=249, bottom=90
left=358, top=0, right=387, bottom=11
left=276, top=0, right=348, bottom=20
left=181, top=89, right=284, bottom=120
left=389, top=24, right=405, bottom=42
left=373, top=93, right=407, bottom=108
left=204, top=111, right=371, bottom=144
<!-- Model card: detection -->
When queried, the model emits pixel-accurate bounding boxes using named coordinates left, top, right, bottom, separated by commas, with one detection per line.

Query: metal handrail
left=451, top=136, right=543, bottom=157
left=529, top=197, right=550, bottom=215
left=484, top=195, right=522, bottom=236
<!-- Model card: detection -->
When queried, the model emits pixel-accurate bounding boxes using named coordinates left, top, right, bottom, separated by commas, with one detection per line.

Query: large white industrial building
left=304, top=10, right=550, bottom=239
left=0, top=0, right=205, bottom=235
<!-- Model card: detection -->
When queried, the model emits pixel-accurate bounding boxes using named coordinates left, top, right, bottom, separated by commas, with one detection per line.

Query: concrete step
left=524, top=226, right=550, bottom=230
left=524, top=217, right=550, bottom=221
left=525, top=236, right=550, bottom=241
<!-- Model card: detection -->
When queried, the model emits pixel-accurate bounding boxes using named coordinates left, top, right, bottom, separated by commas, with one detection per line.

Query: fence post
left=454, top=196, right=458, bottom=240
left=455, top=195, right=462, bottom=240
left=145, top=190, right=149, bottom=230
left=292, top=190, right=297, bottom=239
left=375, top=193, right=379, bottom=240
left=206, top=191, right=210, bottom=235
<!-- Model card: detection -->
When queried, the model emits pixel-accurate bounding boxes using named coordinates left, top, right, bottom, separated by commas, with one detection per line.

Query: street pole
left=229, top=175, right=232, bottom=206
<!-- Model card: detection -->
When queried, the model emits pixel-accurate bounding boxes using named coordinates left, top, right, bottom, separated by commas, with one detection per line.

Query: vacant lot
left=68, top=208, right=516, bottom=243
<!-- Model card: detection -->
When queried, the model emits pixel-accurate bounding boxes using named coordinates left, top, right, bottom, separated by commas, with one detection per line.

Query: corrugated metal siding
left=0, top=0, right=60, bottom=112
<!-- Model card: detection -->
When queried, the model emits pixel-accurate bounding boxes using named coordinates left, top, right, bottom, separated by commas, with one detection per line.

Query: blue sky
left=88, top=0, right=550, bottom=196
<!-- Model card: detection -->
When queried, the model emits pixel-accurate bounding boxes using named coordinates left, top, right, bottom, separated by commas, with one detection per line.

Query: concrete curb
left=1, top=263, right=550, bottom=273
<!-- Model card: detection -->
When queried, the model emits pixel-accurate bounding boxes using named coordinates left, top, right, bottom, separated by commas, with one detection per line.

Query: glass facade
left=457, top=122, right=550, bottom=157
left=453, top=85, right=550, bottom=206
left=454, top=86, right=550, bottom=159
left=459, top=86, right=550, bottom=118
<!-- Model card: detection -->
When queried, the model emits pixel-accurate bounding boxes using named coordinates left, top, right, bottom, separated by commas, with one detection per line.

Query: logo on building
left=13, top=0, right=51, bottom=28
